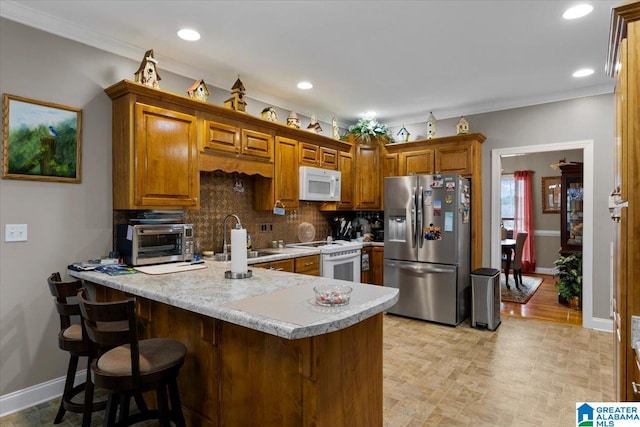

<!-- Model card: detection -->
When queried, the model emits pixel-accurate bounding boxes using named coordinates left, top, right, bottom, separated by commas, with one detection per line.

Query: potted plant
left=344, top=117, right=394, bottom=145
left=554, top=252, right=583, bottom=310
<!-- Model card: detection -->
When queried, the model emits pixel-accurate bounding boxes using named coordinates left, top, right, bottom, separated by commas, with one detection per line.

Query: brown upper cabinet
left=105, top=80, right=349, bottom=211
left=106, top=83, right=200, bottom=210
left=397, top=149, right=435, bottom=175
left=201, top=118, right=273, bottom=161
left=199, top=112, right=275, bottom=178
left=254, top=132, right=350, bottom=211
left=254, top=136, right=299, bottom=210
left=299, top=142, right=338, bottom=170
left=385, top=136, right=478, bottom=177
left=337, top=151, right=354, bottom=210
left=354, top=138, right=381, bottom=210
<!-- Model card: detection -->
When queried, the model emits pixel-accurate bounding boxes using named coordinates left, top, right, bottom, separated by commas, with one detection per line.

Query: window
left=501, top=174, right=515, bottom=230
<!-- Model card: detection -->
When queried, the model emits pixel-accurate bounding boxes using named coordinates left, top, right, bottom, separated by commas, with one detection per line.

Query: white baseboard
left=535, top=267, right=556, bottom=275
left=590, top=316, right=613, bottom=333
left=0, top=369, right=86, bottom=418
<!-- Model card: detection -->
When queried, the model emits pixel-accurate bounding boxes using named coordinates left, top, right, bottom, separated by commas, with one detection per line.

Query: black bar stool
left=77, top=288, right=187, bottom=427
left=47, top=272, right=107, bottom=426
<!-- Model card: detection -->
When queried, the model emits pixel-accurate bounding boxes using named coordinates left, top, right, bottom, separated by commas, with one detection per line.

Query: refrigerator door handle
left=398, top=264, right=451, bottom=274
left=417, top=185, right=423, bottom=249
left=411, top=186, right=417, bottom=248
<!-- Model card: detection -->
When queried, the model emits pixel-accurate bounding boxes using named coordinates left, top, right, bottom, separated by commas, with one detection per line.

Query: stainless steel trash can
left=471, top=268, right=501, bottom=330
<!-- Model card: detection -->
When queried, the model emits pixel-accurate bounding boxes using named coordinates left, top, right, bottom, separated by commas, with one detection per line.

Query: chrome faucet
left=222, top=214, right=243, bottom=255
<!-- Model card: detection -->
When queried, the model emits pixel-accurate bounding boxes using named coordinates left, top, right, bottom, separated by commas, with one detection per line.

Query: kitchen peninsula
left=69, top=258, right=398, bottom=427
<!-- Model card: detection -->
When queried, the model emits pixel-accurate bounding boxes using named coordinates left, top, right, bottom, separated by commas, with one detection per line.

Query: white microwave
left=299, top=166, right=341, bottom=201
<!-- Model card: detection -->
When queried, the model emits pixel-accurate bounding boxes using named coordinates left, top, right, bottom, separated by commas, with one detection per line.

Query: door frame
left=490, top=140, right=595, bottom=329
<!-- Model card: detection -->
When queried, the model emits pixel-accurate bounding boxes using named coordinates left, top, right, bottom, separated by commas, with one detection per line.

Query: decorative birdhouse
left=287, top=111, right=301, bottom=129
left=307, top=114, right=322, bottom=133
left=261, top=107, right=278, bottom=122
left=426, top=112, right=436, bottom=140
left=332, top=117, right=340, bottom=140
left=456, top=116, right=469, bottom=135
left=224, top=77, right=247, bottom=113
left=134, top=49, right=161, bottom=88
left=186, top=79, right=210, bottom=102
left=397, top=124, right=410, bottom=142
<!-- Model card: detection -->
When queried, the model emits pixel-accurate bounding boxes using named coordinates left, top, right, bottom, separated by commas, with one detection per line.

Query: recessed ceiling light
left=562, top=4, right=593, bottom=20
left=573, top=68, right=594, bottom=78
left=297, top=81, right=313, bottom=90
left=177, top=28, right=200, bottom=41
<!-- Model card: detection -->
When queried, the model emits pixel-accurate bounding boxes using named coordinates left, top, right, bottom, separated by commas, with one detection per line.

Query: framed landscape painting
left=2, top=94, right=82, bottom=183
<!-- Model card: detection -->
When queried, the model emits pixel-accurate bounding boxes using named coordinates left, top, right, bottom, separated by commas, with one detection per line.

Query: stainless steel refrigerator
left=383, top=174, right=471, bottom=325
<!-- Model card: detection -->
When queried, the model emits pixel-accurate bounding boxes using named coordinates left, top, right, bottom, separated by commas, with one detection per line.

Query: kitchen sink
left=211, top=250, right=273, bottom=261
left=249, top=250, right=272, bottom=258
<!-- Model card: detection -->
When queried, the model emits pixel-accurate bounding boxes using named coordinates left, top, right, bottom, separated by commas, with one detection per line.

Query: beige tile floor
left=2, top=314, right=613, bottom=427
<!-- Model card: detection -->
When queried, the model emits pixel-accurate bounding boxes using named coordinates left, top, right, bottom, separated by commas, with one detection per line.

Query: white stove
left=287, top=239, right=362, bottom=254
left=287, top=240, right=362, bottom=282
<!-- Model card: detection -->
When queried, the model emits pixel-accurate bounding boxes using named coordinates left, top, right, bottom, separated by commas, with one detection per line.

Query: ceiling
left=0, top=1, right=618, bottom=127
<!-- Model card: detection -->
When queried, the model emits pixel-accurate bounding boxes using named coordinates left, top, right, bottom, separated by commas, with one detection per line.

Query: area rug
left=500, top=274, right=543, bottom=304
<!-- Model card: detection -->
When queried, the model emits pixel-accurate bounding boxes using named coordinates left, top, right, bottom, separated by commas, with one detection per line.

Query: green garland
left=345, top=117, right=394, bottom=144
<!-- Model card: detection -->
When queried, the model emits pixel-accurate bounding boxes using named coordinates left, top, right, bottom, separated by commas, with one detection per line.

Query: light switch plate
left=5, top=224, right=27, bottom=242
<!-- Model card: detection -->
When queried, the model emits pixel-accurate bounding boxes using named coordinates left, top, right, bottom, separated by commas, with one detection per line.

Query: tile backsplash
left=187, top=171, right=332, bottom=253
left=113, top=171, right=382, bottom=253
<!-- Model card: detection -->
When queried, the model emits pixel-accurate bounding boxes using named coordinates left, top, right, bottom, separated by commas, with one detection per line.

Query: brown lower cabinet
left=294, top=255, right=320, bottom=276
left=362, top=246, right=384, bottom=286
left=92, top=284, right=383, bottom=427
left=253, top=255, right=320, bottom=276
left=253, top=258, right=294, bottom=272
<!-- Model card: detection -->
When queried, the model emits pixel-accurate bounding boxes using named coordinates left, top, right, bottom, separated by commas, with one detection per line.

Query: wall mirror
left=542, top=176, right=561, bottom=213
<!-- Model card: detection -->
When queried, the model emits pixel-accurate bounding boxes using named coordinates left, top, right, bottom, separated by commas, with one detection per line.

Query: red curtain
left=514, top=170, right=536, bottom=272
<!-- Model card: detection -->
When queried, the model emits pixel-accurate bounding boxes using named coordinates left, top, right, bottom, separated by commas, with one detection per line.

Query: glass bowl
left=313, top=284, right=352, bottom=306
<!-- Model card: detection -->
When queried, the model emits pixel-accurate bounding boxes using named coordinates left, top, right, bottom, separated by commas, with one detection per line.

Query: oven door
left=321, top=249, right=361, bottom=283
left=134, top=226, right=187, bottom=265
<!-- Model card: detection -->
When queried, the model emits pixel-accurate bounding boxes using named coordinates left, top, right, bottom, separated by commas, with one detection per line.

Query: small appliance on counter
left=116, top=223, right=194, bottom=266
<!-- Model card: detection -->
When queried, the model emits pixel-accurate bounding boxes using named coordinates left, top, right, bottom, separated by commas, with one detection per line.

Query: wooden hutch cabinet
left=608, top=0, right=640, bottom=402
left=559, top=162, right=583, bottom=256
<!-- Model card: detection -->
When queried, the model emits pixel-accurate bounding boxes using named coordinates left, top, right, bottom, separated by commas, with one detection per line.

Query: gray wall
left=397, top=96, right=613, bottom=320
left=0, top=17, right=614, bottom=399
left=475, top=97, right=614, bottom=320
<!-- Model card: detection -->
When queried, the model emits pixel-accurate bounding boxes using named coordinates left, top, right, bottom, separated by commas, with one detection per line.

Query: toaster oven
left=116, top=224, right=194, bottom=266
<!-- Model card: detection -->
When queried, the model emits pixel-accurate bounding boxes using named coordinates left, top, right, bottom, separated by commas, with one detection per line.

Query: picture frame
left=2, top=94, right=82, bottom=183
left=542, top=176, right=561, bottom=213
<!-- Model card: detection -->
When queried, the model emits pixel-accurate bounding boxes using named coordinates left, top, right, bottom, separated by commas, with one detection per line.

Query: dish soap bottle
left=246, top=233, right=253, bottom=252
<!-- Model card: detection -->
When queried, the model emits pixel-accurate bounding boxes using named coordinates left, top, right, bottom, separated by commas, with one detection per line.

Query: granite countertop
left=362, top=241, right=384, bottom=247
left=68, top=254, right=398, bottom=340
